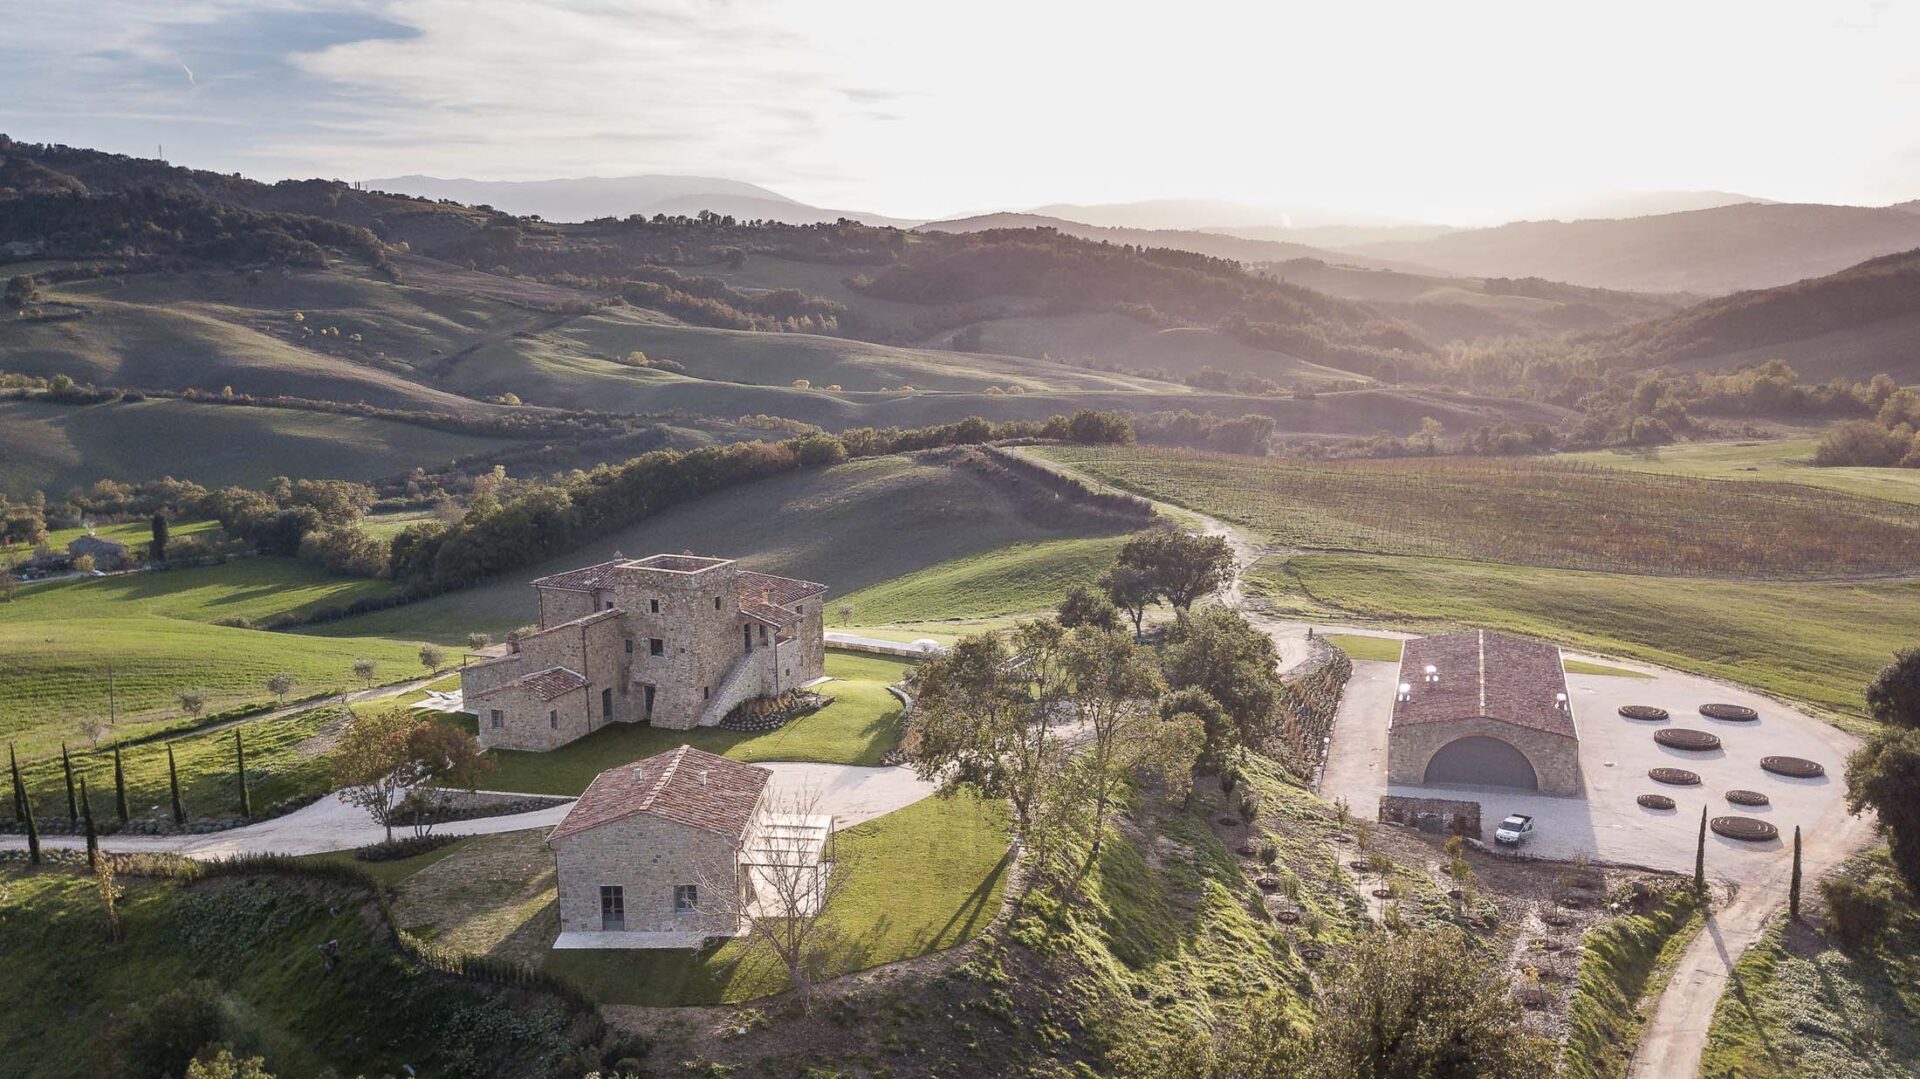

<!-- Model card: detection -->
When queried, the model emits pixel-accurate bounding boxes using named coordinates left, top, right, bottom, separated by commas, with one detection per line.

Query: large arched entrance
left=1424, top=735, right=1539, bottom=790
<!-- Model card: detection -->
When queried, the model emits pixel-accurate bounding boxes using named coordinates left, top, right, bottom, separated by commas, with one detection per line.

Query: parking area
left=1320, top=648, right=1862, bottom=880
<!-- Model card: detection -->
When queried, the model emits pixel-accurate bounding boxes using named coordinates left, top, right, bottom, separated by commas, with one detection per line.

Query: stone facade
left=1386, top=714, right=1581, bottom=796
left=463, top=553, right=827, bottom=751
left=547, top=746, right=773, bottom=943
left=551, top=809, right=750, bottom=936
left=1386, top=630, right=1581, bottom=797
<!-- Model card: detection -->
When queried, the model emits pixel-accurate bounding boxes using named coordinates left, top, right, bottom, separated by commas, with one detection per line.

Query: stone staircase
left=695, top=647, right=770, bottom=727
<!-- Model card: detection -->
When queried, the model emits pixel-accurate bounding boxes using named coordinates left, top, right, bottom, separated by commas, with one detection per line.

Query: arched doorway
left=1424, top=735, right=1538, bottom=790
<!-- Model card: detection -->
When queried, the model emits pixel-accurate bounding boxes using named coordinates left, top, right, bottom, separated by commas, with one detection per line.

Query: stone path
left=2, top=764, right=938, bottom=860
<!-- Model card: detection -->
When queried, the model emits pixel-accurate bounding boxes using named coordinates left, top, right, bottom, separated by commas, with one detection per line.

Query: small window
left=490, top=709, right=503, bottom=730
left=649, top=638, right=664, bottom=657
left=602, top=687, right=613, bottom=719
left=674, top=884, right=698, bottom=913
left=625, top=638, right=634, bottom=654
left=714, top=596, right=722, bottom=610
left=649, top=598, right=659, bottom=613
left=601, top=885, right=625, bottom=931
left=702, top=686, right=710, bottom=700
left=548, top=709, right=558, bottom=729
left=758, top=624, right=768, bottom=644
left=603, top=599, right=615, bottom=611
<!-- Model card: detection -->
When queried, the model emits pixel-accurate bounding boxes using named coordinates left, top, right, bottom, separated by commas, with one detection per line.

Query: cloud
left=263, top=0, right=864, bottom=184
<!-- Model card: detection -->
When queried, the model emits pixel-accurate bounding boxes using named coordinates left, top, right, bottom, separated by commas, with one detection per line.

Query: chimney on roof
left=1555, top=691, right=1569, bottom=713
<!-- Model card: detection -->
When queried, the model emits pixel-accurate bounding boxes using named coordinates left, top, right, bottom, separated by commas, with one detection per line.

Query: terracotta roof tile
left=549, top=746, right=771, bottom=843
left=1392, top=631, right=1575, bottom=738
left=469, top=666, right=589, bottom=702
left=737, top=570, right=826, bottom=607
left=531, top=560, right=631, bottom=593
left=740, top=600, right=803, bottom=629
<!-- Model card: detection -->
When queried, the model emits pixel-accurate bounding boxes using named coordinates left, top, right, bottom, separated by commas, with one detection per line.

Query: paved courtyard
left=1321, top=647, right=1861, bottom=880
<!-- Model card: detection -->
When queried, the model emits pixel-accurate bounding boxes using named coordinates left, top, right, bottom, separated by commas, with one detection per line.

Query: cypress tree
left=61, top=743, right=78, bottom=824
left=166, top=743, right=186, bottom=826
left=112, top=743, right=129, bottom=825
left=80, top=775, right=98, bottom=872
left=1790, top=825, right=1803, bottom=921
left=235, top=731, right=251, bottom=819
left=14, top=758, right=39, bottom=866
left=1694, top=804, right=1708, bottom=895
left=7, top=743, right=22, bottom=823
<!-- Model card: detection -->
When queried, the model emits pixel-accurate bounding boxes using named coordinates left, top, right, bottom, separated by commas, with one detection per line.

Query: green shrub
left=1822, top=873, right=1898, bottom=947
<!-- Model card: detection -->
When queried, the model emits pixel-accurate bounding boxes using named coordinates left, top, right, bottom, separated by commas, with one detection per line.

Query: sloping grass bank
left=1562, top=886, right=1705, bottom=1079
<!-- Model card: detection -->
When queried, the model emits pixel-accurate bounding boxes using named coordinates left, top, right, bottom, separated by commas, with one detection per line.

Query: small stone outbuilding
left=1387, top=630, right=1580, bottom=796
left=549, top=745, right=772, bottom=948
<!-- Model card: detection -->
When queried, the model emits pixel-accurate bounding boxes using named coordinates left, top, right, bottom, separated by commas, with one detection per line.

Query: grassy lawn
left=0, top=864, right=582, bottom=1078
left=386, top=791, right=1014, bottom=1006
left=480, top=651, right=912, bottom=796
left=0, top=557, right=426, bottom=754
left=1565, top=659, right=1654, bottom=679
left=298, top=835, right=476, bottom=887
left=15, top=702, right=353, bottom=825
left=1701, top=851, right=1920, bottom=1078
left=1561, top=887, right=1705, bottom=1079
left=2, top=518, right=221, bottom=568
left=1322, top=633, right=1403, bottom=662
left=1252, top=554, right=1920, bottom=723
left=1560, top=439, right=1920, bottom=507
left=1038, top=445, right=1920, bottom=579
left=834, top=535, right=1130, bottom=626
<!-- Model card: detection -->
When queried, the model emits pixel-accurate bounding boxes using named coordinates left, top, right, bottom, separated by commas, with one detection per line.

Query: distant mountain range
left=363, top=173, right=921, bottom=228
left=915, top=212, right=1427, bottom=273
left=1595, top=245, right=1920, bottom=382
left=1355, top=202, right=1920, bottom=295
left=1530, top=189, right=1772, bottom=221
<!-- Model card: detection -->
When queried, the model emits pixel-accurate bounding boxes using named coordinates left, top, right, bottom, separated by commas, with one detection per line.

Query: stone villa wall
left=1387, top=715, right=1581, bottom=796
left=474, top=680, right=591, bottom=752
left=551, top=809, right=756, bottom=936
left=1379, top=794, right=1483, bottom=838
left=614, top=561, right=748, bottom=730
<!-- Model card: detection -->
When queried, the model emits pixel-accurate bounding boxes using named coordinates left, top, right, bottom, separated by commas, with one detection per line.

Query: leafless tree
left=693, top=785, right=848, bottom=1010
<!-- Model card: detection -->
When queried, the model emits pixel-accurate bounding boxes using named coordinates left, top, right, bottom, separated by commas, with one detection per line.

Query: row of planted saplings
left=6, top=730, right=260, bottom=864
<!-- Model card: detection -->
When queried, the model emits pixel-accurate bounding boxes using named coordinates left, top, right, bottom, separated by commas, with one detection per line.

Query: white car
left=1494, top=814, right=1535, bottom=845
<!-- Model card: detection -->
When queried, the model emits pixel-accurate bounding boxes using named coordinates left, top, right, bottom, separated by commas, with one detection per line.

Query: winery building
left=1387, top=630, right=1580, bottom=796
left=461, top=553, right=827, bottom=751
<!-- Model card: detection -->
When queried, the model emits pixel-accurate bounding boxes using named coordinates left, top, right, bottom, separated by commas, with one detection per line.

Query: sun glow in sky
left=6, top=0, right=1919, bottom=223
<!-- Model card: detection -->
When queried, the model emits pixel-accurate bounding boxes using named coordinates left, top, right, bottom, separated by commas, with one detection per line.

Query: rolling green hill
left=1593, top=247, right=1920, bottom=382
left=0, top=396, right=522, bottom=497
left=317, top=452, right=1147, bottom=642
left=0, top=557, right=426, bottom=753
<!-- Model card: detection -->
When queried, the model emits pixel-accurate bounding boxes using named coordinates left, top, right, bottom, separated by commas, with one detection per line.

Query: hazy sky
left=5, top=0, right=1919, bottom=223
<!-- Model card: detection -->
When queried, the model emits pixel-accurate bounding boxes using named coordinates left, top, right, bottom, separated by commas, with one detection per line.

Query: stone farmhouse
left=548, top=745, right=832, bottom=948
left=1387, top=630, right=1580, bottom=795
left=461, top=553, right=827, bottom=752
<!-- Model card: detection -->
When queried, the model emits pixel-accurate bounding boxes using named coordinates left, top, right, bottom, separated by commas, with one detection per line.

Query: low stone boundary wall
left=824, top=635, right=939, bottom=659
left=1379, top=795, right=1482, bottom=839
left=1276, top=638, right=1353, bottom=781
